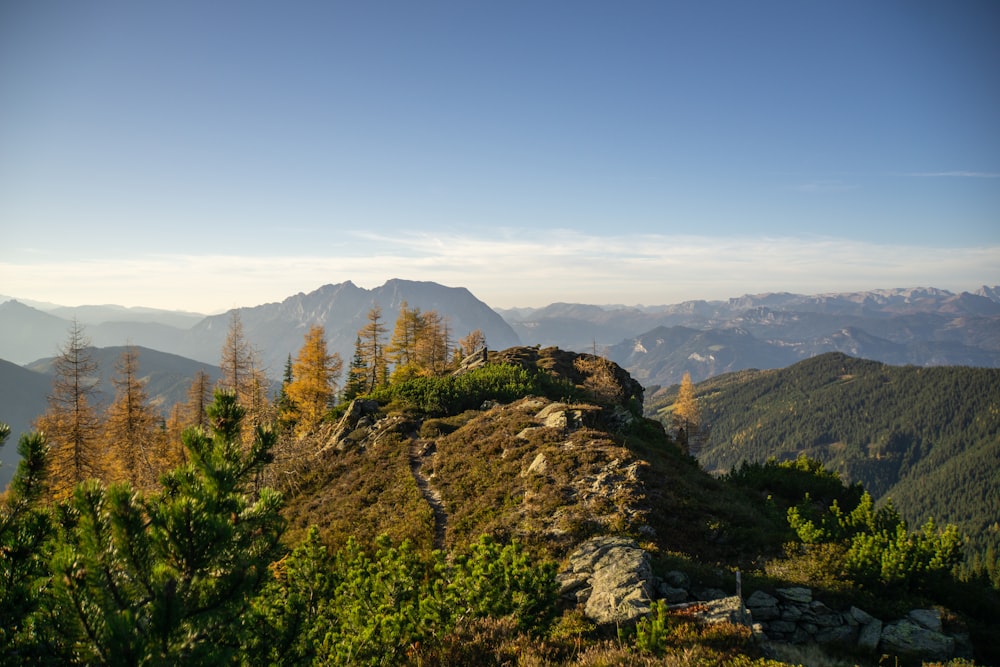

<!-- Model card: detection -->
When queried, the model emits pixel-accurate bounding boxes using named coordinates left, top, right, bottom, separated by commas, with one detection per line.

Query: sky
left=1, top=1, right=998, bottom=313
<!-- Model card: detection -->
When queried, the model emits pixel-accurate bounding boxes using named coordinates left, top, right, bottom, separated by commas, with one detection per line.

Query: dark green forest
left=649, top=352, right=1000, bottom=580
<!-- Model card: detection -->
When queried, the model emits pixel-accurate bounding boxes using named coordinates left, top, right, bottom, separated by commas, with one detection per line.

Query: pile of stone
left=743, top=587, right=972, bottom=663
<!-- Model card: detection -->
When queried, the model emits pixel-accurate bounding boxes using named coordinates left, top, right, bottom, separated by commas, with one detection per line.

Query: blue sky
left=1, top=1, right=998, bottom=312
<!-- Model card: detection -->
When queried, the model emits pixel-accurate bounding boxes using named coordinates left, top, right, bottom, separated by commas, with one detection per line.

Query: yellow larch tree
left=671, top=372, right=703, bottom=455
left=358, top=305, right=388, bottom=392
left=457, top=329, right=486, bottom=358
left=387, top=301, right=423, bottom=381
left=217, top=311, right=271, bottom=444
left=34, top=319, right=103, bottom=500
left=286, top=325, right=343, bottom=437
left=184, top=369, right=213, bottom=432
left=102, top=346, right=159, bottom=489
left=414, top=309, right=451, bottom=375
left=162, top=369, right=213, bottom=468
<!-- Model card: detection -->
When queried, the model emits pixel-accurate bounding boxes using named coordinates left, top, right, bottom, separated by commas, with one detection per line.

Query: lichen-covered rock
left=326, top=398, right=379, bottom=450
left=849, top=606, right=875, bottom=626
left=523, top=452, right=548, bottom=476
left=880, top=619, right=955, bottom=662
left=561, top=536, right=654, bottom=624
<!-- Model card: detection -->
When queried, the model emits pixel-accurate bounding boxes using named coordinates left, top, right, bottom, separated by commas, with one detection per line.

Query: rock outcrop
left=325, top=398, right=379, bottom=450
left=558, top=536, right=655, bottom=624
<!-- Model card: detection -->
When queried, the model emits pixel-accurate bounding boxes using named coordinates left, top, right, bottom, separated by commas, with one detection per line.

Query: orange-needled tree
left=34, top=319, right=103, bottom=500
left=285, top=326, right=343, bottom=436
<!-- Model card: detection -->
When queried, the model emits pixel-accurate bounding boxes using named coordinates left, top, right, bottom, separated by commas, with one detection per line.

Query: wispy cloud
left=1, top=233, right=997, bottom=312
left=907, top=171, right=1000, bottom=179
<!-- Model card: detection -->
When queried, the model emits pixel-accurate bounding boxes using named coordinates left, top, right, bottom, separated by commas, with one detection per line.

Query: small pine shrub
left=634, top=600, right=671, bottom=655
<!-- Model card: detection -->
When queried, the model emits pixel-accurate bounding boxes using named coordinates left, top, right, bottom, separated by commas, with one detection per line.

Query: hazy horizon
left=3, top=275, right=998, bottom=318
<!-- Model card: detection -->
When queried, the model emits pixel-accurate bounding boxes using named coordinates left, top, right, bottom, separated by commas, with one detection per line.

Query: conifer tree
left=341, top=336, right=368, bottom=402
left=286, top=326, right=343, bottom=436
left=0, top=425, right=54, bottom=659
left=458, top=329, right=487, bottom=358
left=244, top=356, right=273, bottom=434
left=672, top=372, right=702, bottom=455
left=387, top=301, right=422, bottom=379
left=275, top=354, right=296, bottom=430
left=218, top=312, right=271, bottom=443
left=164, top=403, right=186, bottom=463
left=219, top=311, right=253, bottom=401
left=48, top=391, right=284, bottom=663
left=415, top=309, right=450, bottom=375
left=184, top=369, right=213, bottom=432
left=103, top=346, right=158, bottom=488
left=34, top=319, right=103, bottom=500
left=163, top=370, right=214, bottom=469
left=358, top=305, right=388, bottom=392
left=574, top=355, right=626, bottom=405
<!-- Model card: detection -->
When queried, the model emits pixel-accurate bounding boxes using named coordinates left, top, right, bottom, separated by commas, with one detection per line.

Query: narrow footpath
left=408, top=435, right=448, bottom=551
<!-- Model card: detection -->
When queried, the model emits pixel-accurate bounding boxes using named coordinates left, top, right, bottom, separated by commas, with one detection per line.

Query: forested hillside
left=648, top=353, right=1000, bottom=563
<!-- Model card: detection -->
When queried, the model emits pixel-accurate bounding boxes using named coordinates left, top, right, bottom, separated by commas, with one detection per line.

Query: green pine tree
left=0, top=425, right=56, bottom=661
left=341, top=336, right=368, bottom=402
left=47, top=391, right=285, bottom=664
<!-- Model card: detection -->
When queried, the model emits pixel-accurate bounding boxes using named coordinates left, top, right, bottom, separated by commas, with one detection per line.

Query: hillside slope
left=279, top=346, right=768, bottom=564
left=649, top=353, right=1000, bottom=554
left=25, top=346, right=224, bottom=416
left=0, top=359, right=50, bottom=489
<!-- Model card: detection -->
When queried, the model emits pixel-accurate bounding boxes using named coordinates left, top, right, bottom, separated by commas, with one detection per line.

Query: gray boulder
left=561, top=536, right=655, bottom=624
left=663, top=570, right=690, bottom=589
left=692, top=596, right=750, bottom=626
left=881, top=619, right=955, bottom=662
left=745, top=590, right=780, bottom=621
left=908, top=608, right=943, bottom=633
left=775, top=587, right=812, bottom=604
left=816, top=624, right=857, bottom=646
left=849, top=606, right=875, bottom=625
left=858, top=618, right=883, bottom=652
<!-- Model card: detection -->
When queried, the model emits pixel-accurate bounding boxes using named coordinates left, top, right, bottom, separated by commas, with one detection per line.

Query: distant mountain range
left=180, top=279, right=520, bottom=375
left=0, top=279, right=520, bottom=372
left=4, top=282, right=999, bottom=388
left=501, top=286, right=1000, bottom=387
